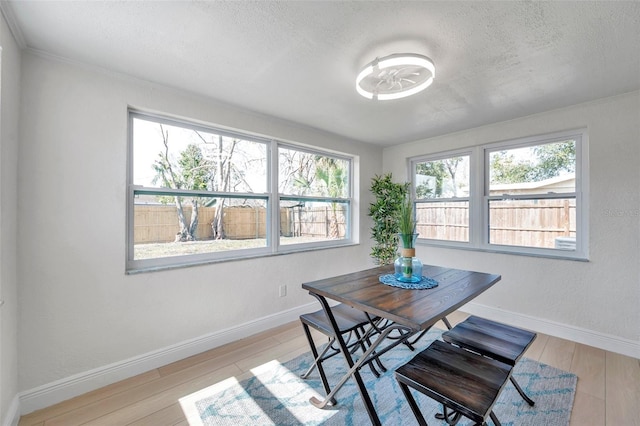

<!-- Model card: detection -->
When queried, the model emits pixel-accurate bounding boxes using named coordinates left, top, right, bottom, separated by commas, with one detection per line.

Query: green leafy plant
left=398, top=193, right=416, bottom=248
left=368, top=174, right=409, bottom=265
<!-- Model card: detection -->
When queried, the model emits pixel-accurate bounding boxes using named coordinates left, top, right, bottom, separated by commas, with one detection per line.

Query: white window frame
left=276, top=142, right=354, bottom=254
left=126, top=110, right=355, bottom=273
left=410, top=149, right=473, bottom=247
left=409, top=128, right=589, bottom=260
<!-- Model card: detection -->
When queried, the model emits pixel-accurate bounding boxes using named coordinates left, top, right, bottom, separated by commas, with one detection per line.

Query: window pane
left=489, top=140, right=575, bottom=194
left=132, top=117, right=267, bottom=193
left=415, top=201, right=469, bottom=242
left=414, top=155, right=469, bottom=199
left=488, top=198, right=576, bottom=250
left=278, top=147, right=349, bottom=198
left=133, top=195, right=267, bottom=260
left=280, top=200, right=348, bottom=245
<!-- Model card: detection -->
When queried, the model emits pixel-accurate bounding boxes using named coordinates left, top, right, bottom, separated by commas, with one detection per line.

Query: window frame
left=126, top=110, right=355, bottom=273
left=276, top=142, right=354, bottom=254
left=410, top=149, right=473, bottom=246
left=409, top=128, right=589, bottom=260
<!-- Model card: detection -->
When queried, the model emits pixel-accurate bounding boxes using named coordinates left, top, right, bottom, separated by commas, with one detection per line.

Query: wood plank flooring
left=19, top=311, right=640, bottom=425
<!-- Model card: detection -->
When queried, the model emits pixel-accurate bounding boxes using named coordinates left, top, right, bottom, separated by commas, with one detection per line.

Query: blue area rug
left=194, top=329, right=576, bottom=425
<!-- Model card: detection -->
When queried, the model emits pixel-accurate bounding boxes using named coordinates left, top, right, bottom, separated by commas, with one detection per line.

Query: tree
left=415, top=157, right=464, bottom=198
left=491, top=141, right=575, bottom=184
left=533, top=141, right=575, bottom=180
left=205, top=134, right=237, bottom=240
left=152, top=125, right=194, bottom=241
left=279, top=148, right=316, bottom=194
left=195, top=133, right=260, bottom=240
left=314, top=157, right=347, bottom=238
left=489, top=152, right=534, bottom=184
left=153, top=132, right=211, bottom=241
left=177, top=144, right=209, bottom=239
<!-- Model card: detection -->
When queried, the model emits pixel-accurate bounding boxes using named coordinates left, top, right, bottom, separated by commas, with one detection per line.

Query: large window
left=127, top=111, right=353, bottom=272
left=410, top=129, right=588, bottom=259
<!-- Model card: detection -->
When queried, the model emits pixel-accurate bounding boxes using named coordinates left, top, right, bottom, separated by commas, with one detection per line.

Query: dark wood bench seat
left=441, top=315, right=537, bottom=405
left=395, top=340, right=512, bottom=425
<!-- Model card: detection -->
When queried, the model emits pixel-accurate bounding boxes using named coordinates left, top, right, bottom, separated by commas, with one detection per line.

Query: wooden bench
left=395, top=340, right=512, bottom=425
left=300, top=304, right=385, bottom=405
left=441, top=315, right=537, bottom=405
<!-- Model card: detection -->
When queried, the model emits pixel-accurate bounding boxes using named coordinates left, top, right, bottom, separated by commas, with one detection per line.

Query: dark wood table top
left=302, top=264, right=501, bottom=331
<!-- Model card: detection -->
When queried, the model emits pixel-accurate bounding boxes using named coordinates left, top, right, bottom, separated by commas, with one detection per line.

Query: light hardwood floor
left=18, top=311, right=640, bottom=425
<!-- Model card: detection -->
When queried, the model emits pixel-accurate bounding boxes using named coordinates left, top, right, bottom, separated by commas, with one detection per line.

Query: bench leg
left=300, top=323, right=337, bottom=406
left=397, top=382, right=428, bottom=426
left=510, top=376, right=535, bottom=406
left=353, top=327, right=386, bottom=377
left=406, top=316, right=453, bottom=349
left=434, top=405, right=464, bottom=425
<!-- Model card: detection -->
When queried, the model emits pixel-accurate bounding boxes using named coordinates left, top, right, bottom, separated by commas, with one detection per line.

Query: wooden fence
left=416, top=199, right=576, bottom=248
left=416, top=202, right=469, bottom=242
left=133, top=205, right=346, bottom=244
left=135, top=201, right=574, bottom=248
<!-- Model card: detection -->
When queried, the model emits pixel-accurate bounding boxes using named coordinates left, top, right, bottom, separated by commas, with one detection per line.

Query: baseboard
left=19, top=300, right=639, bottom=416
left=18, top=301, right=319, bottom=416
left=2, top=394, right=20, bottom=426
left=461, top=302, right=640, bottom=359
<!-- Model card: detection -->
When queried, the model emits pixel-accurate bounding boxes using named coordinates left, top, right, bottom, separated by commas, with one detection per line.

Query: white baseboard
left=17, top=300, right=639, bottom=416
left=2, top=394, right=20, bottom=426
left=18, top=301, right=318, bottom=416
left=461, top=302, right=640, bottom=359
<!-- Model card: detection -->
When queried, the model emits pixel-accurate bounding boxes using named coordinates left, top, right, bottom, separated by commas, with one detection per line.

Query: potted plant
left=398, top=192, right=417, bottom=249
left=368, top=174, right=409, bottom=265
left=395, top=193, right=423, bottom=282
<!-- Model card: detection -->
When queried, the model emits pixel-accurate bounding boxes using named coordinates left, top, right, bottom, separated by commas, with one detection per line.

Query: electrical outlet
left=278, top=284, right=287, bottom=297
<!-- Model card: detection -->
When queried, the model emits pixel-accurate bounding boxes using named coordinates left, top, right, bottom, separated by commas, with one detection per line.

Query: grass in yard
left=134, top=236, right=330, bottom=259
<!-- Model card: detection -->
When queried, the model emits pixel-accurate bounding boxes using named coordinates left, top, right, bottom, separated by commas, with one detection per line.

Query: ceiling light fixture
left=356, top=53, right=435, bottom=101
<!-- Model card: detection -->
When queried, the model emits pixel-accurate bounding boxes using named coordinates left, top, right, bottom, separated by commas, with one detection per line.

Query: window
left=410, top=129, right=588, bottom=259
left=412, top=152, right=471, bottom=243
left=127, top=111, right=353, bottom=272
left=278, top=146, right=351, bottom=248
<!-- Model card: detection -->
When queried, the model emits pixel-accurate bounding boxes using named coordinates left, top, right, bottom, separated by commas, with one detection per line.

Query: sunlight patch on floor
left=178, top=358, right=336, bottom=425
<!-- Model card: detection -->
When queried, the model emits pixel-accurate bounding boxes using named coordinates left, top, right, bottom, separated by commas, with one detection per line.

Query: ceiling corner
left=0, top=0, right=27, bottom=49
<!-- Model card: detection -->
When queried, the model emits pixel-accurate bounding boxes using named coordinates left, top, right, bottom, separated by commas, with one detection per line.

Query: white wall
left=384, top=91, right=640, bottom=354
left=17, top=52, right=382, bottom=401
left=13, top=45, right=639, bottom=417
left=0, top=9, right=21, bottom=426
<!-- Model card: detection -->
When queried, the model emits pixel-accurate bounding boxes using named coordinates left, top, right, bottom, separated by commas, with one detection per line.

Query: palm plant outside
left=315, top=158, right=346, bottom=239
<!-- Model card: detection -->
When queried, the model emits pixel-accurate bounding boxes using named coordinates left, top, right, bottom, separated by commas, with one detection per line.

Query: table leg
left=308, top=293, right=412, bottom=426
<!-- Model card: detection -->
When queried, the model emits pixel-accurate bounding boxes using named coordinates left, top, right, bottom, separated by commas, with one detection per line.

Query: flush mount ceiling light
left=356, top=53, right=435, bottom=100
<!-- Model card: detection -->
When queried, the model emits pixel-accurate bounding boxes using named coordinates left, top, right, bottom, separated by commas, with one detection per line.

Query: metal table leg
left=308, top=292, right=413, bottom=426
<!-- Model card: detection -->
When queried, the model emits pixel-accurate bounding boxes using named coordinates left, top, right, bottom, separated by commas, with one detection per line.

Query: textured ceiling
left=4, top=1, right=640, bottom=146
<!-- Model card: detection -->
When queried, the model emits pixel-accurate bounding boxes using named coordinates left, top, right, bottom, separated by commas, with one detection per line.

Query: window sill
left=417, top=240, right=589, bottom=262
left=126, top=242, right=360, bottom=274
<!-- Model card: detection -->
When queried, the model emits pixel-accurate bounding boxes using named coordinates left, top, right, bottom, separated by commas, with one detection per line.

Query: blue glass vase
left=394, top=233, right=423, bottom=283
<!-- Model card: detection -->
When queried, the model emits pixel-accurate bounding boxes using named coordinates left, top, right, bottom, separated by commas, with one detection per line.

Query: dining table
left=301, top=263, right=501, bottom=426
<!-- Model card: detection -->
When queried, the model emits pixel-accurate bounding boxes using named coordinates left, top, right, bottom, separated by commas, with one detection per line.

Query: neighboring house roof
left=490, top=175, right=575, bottom=195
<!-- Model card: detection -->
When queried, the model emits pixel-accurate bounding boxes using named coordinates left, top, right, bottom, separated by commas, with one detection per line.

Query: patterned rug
left=188, top=329, right=576, bottom=425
